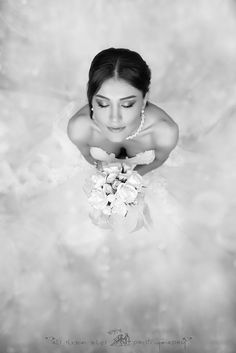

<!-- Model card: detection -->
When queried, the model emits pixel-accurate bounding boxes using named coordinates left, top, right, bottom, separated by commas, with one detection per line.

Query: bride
left=67, top=47, right=179, bottom=176
left=67, top=47, right=182, bottom=234
left=1, top=47, right=233, bottom=352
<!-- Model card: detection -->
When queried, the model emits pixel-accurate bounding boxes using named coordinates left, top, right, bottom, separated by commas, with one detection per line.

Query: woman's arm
left=134, top=121, right=179, bottom=176
left=67, top=113, right=97, bottom=167
left=133, top=153, right=170, bottom=176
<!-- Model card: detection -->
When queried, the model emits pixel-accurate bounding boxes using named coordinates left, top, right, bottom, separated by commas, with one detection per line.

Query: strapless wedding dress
left=89, top=146, right=156, bottom=165
left=1, top=111, right=235, bottom=352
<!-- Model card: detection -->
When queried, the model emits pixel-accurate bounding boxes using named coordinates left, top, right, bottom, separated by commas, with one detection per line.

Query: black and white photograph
left=0, top=0, right=236, bottom=352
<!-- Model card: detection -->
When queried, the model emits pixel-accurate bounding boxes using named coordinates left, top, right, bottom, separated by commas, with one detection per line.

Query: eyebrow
left=95, top=94, right=137, bottom=101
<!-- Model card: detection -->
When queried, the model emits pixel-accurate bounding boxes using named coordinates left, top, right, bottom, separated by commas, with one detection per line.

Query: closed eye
left=122, top=103, right=135, bottom=108
left=97, top=103, right=109, bottom=108
left=96, top=102, right=135, bottom=108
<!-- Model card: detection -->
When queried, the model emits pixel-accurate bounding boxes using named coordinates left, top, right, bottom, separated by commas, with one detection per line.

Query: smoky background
left=0, top=1, right=236, bottom=352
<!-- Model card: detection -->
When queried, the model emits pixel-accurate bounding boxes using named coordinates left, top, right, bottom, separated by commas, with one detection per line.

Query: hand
left=94, top=160, right=103, bottom=171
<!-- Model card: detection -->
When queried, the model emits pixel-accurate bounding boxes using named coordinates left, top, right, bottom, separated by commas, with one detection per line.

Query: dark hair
left=87, top=47, right=151, bottom=119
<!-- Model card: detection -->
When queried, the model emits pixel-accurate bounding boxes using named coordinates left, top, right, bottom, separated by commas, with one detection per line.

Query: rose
left=116, top=183, right=138, bottom=203
left=102, top=162, right=122, bottom=175
left=106, top=173, right=118, bottom=184
left=103, top=183, right=113, bottom=194
left=112, top=179, right=120, bottom=190
left=118, top=173, right=128, bottom=182
left=111, top=198, right=128, bottom=217
left=126, top=172, right=143, bottom=191
left=88, top=189, right=108, bottom=210
left=91, top=172, right=107, bottom=188
left=102, top=206, right=112, bottom=216
left=107, top=193, right=116, bottom=203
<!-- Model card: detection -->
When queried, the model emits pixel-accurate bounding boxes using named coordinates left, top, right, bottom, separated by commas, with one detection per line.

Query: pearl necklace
left=126, top=109, right=145, bottom=140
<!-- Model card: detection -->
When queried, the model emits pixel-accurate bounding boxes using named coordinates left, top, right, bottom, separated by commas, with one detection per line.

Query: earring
left=91, top=107, right=94, bottom=119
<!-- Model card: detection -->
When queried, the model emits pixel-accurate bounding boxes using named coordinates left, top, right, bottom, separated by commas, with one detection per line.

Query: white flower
left=126, top=172, right=143, bottom=191
left=112, top=180, right=120, bottom=190
left=116, top=183, right=138, bottom=203
left=118, top=173, right=128, bottom=182
left=106, top=172, right=118, bottom=184
left=111, top=198, right=128, bottom=217
left=91, top=172, right=107, bottom=188
left=88, top=189, right=108, bottom=210
left=103, top=183, right=113, bottom=194
left=103, top=162, right=122, bottom=174
left=107, top=194, right=116, bottom=203
left=102, top=206, right=112, bottom=216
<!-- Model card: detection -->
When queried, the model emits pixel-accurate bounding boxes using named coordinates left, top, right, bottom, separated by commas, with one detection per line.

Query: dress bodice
left=89, top=146, right=156, bottom=166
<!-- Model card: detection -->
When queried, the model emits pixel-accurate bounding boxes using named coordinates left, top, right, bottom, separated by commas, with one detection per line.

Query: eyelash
left=97, top=103, right=135, bottom=108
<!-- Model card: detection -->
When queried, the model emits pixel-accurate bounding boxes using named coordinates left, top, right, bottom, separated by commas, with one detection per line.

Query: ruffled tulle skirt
left=1, top=120, right=235, bottom=352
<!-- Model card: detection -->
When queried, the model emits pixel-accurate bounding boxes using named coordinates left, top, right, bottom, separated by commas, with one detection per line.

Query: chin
left=104, top=129, right=126, bottom=143
left=108, top=136, right=124, bottom=143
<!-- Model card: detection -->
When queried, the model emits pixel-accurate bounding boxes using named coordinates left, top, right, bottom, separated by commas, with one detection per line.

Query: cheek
left=94, top=109, right=108, bottom=122
left=124, top=107, right=140, bottom=120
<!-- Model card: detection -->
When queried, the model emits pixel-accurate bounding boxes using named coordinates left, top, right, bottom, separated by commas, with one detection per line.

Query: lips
left=107, top=127, right=125, bottom=132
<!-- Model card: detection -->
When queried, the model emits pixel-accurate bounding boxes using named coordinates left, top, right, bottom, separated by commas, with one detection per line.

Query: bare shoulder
left=147, top=102, right=179, bottom=150
left=67, top=104, right=92, bottom=145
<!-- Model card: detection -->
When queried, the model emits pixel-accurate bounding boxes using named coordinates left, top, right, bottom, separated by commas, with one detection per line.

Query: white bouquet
left=84, top=162, right=149, bottom=231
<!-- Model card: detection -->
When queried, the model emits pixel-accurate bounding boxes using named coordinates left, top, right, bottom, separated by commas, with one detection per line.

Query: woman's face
left=91, top=77, right=148, bottom=142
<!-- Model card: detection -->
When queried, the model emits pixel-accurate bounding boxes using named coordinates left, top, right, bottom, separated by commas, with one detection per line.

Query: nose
left=109, top=105, right=122, bottom=125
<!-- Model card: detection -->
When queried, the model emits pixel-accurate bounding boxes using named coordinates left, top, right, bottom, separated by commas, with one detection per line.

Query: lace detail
left=89, top=147, right=156, bottom=166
